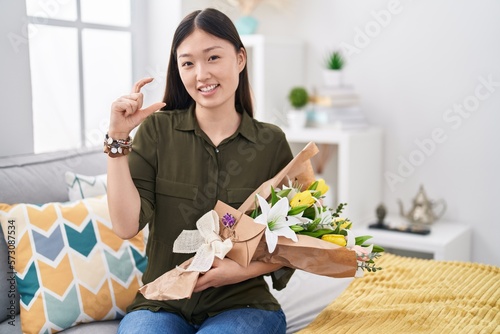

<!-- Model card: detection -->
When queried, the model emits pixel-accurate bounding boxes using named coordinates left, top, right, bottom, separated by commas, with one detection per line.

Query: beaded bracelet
left=103, top=133, right=132, bottom=158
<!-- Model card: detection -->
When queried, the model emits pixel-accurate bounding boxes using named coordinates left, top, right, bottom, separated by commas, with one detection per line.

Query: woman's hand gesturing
left=109, top=77, right=166, bottom=138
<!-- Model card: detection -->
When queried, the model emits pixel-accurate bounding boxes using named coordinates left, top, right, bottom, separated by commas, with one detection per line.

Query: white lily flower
left=317, top=206, right=334, bottom=227
left=346, top=230, right=374, bottom=258
left=281, top=184, right=298, bottom=202
left=254, top=194, right=299, bottom=253
left=346, top=229, right=356, bottom=248
left=293, top=215, right=312, bottom=225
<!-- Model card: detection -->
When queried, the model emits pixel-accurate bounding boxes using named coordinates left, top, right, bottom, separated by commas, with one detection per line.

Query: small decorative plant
left=288, top=87, right=309, bottom=109
left=325, top=50, right=345, bottom=70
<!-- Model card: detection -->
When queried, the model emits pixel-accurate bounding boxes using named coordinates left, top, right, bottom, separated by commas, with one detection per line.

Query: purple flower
left=222, top=213, right=236, bottom=228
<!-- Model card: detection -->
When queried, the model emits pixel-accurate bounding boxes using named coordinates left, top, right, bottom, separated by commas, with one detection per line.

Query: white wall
left=181, top=0, right=500, bottom=266
left=138, top=0, right=182, bottom=108
left=0, top=0, right=34, bottom=156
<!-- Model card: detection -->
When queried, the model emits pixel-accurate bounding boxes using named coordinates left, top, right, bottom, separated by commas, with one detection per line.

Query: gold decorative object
left=398, top=185, right=446, bottom=228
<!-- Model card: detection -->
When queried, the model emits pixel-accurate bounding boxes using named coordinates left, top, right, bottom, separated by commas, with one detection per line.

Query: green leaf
left=302, top=206, right=316, bottom=219
left=312, top=190, right=322, bottom=198
left=325, top=51, right=345, bottom=70
left=270, top=187, right=279, bottom=206
left=250, top=195, right=262, bottom=218
left=299, top=229, right=334, bottom=238
left=372, top=245, right=385, bottom=253
left=333, top=202, right=347, bottom=218
left=306, top=218, right=321, bottom=232
left=288, top=205, right=309, bottom=216
left=308, top=181, right=318, bottom=191
left=355, top=235, right=373, bottom=245
left=277, top=189, right=291, bottom=198
left=290, top=225, right=305, bottom=232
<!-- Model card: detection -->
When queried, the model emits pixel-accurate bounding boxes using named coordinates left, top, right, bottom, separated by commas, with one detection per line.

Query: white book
left=312, top=85, right=360, bottom=107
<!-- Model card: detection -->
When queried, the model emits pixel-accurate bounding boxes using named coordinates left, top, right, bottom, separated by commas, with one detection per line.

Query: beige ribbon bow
left=173, top=210, right=233, bottom=272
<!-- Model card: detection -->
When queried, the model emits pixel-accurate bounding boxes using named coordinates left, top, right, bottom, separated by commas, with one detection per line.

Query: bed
left=296, top=253, right=499, bottom=333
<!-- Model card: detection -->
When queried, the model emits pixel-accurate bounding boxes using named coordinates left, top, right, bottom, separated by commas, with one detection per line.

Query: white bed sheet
left=265, top=271, right=354, bottom=333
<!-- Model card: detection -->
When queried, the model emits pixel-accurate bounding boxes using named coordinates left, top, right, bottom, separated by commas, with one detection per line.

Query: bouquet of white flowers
left=139, top=142, right=382, bottom=301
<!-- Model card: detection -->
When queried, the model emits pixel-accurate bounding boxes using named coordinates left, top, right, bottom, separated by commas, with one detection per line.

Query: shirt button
left=215, top=148, right=219, bottom=153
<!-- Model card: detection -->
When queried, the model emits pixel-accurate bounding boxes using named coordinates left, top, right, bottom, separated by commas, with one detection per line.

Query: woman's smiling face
left=177, top=28, right=246, bottom=112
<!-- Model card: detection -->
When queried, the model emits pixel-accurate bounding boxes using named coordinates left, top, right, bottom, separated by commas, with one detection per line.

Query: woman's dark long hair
left=162, top=8, right=253, bottom=118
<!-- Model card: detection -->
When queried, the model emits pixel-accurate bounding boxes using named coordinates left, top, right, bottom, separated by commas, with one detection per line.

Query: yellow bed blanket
left=298, top=253, right=500, bottom=334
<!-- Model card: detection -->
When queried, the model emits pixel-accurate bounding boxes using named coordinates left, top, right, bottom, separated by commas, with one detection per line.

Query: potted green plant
left=287, top=87, right=309, bottom=128
left=323, top=50, right=345, bottom=87
left=288, top=87, right=309, bottom=109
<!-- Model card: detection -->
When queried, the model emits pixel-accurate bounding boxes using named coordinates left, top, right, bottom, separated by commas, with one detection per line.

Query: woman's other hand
left=193, top=258, right=282, bottom=293
left=109, top=77, right=166, bottom=138
left=194, top=258, right=245, bottom=293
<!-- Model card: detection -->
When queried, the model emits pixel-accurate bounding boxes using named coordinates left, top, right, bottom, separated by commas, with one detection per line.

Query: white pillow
left=65, top=171, right=107, bottom=201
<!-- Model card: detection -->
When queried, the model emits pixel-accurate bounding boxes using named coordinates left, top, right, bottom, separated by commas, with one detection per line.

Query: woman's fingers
left=109, top=77, right=164, bottom=135
left=113, top=100, right=138, bottom=116
left=132, top=77, right=154, bottom=94
left=129, top=92, right=144, bottom=109
left=113, top=98, right=164, bottom=120
left=139, top=102, right=166, bottom=118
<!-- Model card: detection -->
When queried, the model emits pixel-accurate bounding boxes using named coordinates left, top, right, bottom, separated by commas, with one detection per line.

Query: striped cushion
left=64, top=172, right=107, bottom=201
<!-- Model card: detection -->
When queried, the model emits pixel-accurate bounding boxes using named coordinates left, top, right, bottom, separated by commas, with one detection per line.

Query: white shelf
left=282, top=126, right=381, bottom=144
left=283, top=126, right=383, bottom=225
left=354, top=215, right=471, bottom=261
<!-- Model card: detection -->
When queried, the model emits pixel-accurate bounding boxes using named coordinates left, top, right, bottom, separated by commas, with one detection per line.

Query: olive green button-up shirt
left=126, top=105, right=293, bottom=324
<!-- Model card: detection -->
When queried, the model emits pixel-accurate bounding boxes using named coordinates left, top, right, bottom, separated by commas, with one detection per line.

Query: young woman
left=107, top=8, right=293, bottom=334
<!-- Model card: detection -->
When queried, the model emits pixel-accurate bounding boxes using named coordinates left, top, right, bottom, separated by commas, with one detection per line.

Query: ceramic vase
left=322, top=69, right=343, bottom=87
left=235, top=16, right=258, bottom=35
left=286, top=110, right=307, bottom=129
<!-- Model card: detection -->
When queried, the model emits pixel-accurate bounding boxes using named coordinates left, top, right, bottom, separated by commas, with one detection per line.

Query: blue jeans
left=117, top=308, right=286, bottom=334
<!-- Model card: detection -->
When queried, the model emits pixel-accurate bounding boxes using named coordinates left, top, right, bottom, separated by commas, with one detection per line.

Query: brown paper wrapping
left=238, top=141, right=319, bottom=214
left=253, top=235, right=357, bottom=278
left=139, top=141, right=357, bottom=301
left=139, top=201, right=264, bottom=301
left=216, top=201, right=265, bottom=268
left=139, top=258, right=200, bottom=300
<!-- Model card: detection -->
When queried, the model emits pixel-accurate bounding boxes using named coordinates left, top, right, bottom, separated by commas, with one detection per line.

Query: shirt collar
left=175, top=104, right=197, bottom=131
left=175, top=104, right=258, bottom=144
left=237, top=108, right=258, bottom=143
